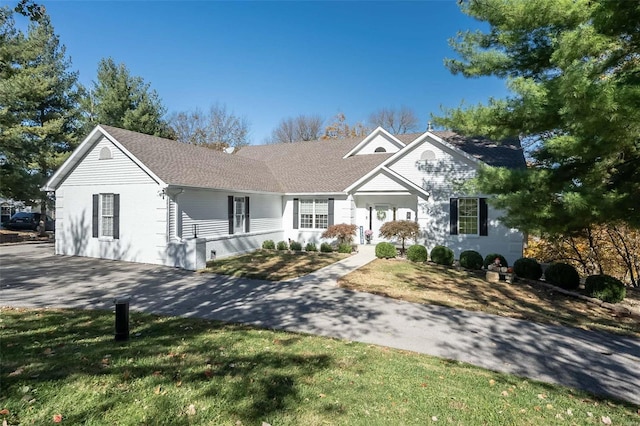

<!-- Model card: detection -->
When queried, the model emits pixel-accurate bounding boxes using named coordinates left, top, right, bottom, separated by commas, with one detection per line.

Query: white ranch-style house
left=44, top=125, right=526, bottom=270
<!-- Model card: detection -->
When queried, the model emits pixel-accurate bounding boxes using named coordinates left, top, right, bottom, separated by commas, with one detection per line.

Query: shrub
left=321, top=223, right=357, bottom=244
left=262, top=239, right=275, bottom=250
left=585, top=274, right=626, bottom=303
left=544, top=262, right=580, bottom=290
left=289, top=241, right=302, bottom=251
left=276, top=240, right=288, bottom=251
left=375, top=242, right=397, bottom=259
left=459, top=250, right=483, bottom=270
left=337, top=243, right=352, bottom=254
left=406, top=245, right=428, bottom=262
left=513, top=257, right=543, bottom=280
left=305, top=242, right=317, bottom=252
left=430, top=245, right=454, bottom=266
left=483, top=253, right=508, bottom=269
left=320, top=242, right=333, bottom=253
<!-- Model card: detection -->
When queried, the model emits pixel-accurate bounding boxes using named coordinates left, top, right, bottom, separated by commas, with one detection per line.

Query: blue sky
left=16, top=1, right=508, bottom=144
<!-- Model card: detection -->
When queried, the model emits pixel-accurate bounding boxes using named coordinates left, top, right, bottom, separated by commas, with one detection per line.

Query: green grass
left=1, top=308, right=638, bottom=425
left=202, top=250, right=349, bottom=281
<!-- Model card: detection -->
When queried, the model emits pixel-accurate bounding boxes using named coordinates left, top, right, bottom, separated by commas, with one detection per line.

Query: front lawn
left=338, top=260, right=640, bottom=337
left=1, top=308, right=638, bottom=425
left=201, top=250, right=350, bottom=281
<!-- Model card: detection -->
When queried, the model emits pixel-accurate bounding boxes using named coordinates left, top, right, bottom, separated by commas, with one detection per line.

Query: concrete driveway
left=1, top=243, right=639, bottom=405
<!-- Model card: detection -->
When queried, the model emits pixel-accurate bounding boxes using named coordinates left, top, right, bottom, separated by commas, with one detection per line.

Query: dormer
left=343, top=127, right=405, bottom=158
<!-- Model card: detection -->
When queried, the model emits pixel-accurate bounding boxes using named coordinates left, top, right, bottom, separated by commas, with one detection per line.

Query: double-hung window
left=234, top=197, right=246, bottom=234
left=458, top=198, right=478, bottom=235
left=300, top=199, right=328, bottom=229
left=92, top=193, right=120, bottom=239
left=450, top=197, right=488, bottom=236
left=101, top=194, right=115, bottom=237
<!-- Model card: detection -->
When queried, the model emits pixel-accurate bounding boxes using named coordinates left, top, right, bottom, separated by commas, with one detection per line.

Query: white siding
left=283, top=195, right=352, bottom=244
left=352, top=133, right=403, bottom=155
left=62, top=137, right=156, bottom=186
left=357, top=171, right=412, bottom=192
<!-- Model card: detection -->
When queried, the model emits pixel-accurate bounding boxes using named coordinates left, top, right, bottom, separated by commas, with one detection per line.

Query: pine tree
left=434, top=0, right=640, bottom=233
left=0, top=7, right=81, bottom=217
left=81, top=58, right=173, bottom=138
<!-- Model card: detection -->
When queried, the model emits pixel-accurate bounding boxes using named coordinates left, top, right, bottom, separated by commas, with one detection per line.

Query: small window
left=234, top=197, right=246, bottom=234
left=374, top=147, right=386, bottom=153
left=99, top=147, right=112, bottom=160
left=420, top=150, right=436, bottom=161
left=406, top=212, right=411, bottom=220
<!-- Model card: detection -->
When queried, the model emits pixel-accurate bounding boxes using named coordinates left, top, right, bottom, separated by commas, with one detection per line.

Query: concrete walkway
left=1, top=243, right=639, bottom=405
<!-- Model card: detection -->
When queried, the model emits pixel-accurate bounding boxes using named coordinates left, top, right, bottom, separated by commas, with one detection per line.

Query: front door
left=372, top=205, right=389, bottom=241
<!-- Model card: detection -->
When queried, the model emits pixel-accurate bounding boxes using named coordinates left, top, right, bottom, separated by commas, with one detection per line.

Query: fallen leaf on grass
left=318, top=394, right=326, bottom=398
left=0, top=409, right=8, bottom=415
left=537, top=393, right=546, bottom=399
left=9, top=367, right=24, bottom=377
left=489, top=379, right=495, bottom=386
left=53, top=413, right=62, bottom=423
left=501, top=391, right=509, bottom=397
left=601, top=416, right=612, bottom=425
left=186, top=404, right=196, bottom=416
left=3, top=419, right=7, bottom=426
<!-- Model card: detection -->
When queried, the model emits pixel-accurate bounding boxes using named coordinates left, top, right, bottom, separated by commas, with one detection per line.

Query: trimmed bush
left=320, top=242, right=333, bottom=253
left=276, top=240, right=288, bottom=251
left=513, top=257, right=543, bottom=280
left=305, top=242, right=317, bottom=252
left=337, top=243, right=352, bottom=254
left=430, top=245, right=454, bottom=266
left=483, top=253, right=508, bottom=269
left=585, top=274, right=626, bottom=303
left=459, top=250, right=483, bottom=270
left=289, top=241, right=302, bottom=251
left=262, top=239, right=275, bottom=250
left=406, top=245, right=428, bottom=263
left=544, top=262, right=580, bottom=290
left=375, top=242, right=397, bottom=259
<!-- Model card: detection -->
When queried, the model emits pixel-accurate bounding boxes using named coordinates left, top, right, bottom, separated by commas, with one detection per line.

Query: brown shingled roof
left=99, top=125, right=525, bottom=195
left=397, top=131, right=526, bottom=169
left=236, top=137, right=392, bottom=192
left=101, top=125, right=284, bottom=193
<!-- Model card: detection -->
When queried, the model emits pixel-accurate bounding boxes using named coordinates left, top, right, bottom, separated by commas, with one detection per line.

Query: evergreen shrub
left=375, top=242, right=397, bottom=259
left=544, top=262, right=580, bottom=290
left=513, top=257, right=543, bottom=280
left=430, top=245, right=454, bottom=266
left=337, top=243, right=352, bottom=254
left=406, top=245, right=428, bottom=262
left=459, top=250, right=483, bottom=270
left=262, top=240, right=275, bottom=250
left=585, top=274, right=626, bottom=303
left=320, top=242, right=333, bottom=253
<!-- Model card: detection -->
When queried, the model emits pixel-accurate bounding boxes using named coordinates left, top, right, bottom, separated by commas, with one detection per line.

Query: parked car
left=3, top=212, right=55, bottom=232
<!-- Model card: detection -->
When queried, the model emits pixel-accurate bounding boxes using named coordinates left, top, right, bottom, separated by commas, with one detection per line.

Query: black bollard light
left=114, top=297, right=130, bottom=341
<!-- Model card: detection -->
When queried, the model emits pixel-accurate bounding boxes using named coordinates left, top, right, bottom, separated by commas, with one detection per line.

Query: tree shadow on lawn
left=1, top=309, right=332, bottom=424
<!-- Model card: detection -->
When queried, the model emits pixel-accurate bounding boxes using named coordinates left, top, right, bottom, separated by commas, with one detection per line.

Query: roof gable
left=342, top=127, right=405, bottom=157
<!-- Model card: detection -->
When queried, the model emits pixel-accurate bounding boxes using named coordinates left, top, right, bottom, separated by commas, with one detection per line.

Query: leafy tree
left=379, top=220, right=420, bottom=255
left=322, top=112, right=369, bottom=140
left=267, top=114, right=323, bottom=143
left=434, top=0, right=640, bottom=233
left=0, top=7, right=81, bottom=219
left=169, top=104, right=250, bottom=151
left=81, top=57, right=173, bottom=138
left=368, top=106, right=419, bottom=134
left=321, top=223, right=357, bottom=245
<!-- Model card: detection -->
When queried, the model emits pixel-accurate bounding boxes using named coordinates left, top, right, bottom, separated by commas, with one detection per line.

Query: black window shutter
left=245, top=196, right=250, bottom=233
left=113, top=194, right=120, bottom=239
left=92, top=194, right=99, bottom=238
left=293, top=198, right=299, bottom=229
left=328, top=198, right=334, bottom=226
left=228, top=196, right=234, bottom=234
left=479, top=198, right=488, bottom=236
left=449, top=198, right=458, bottom=235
